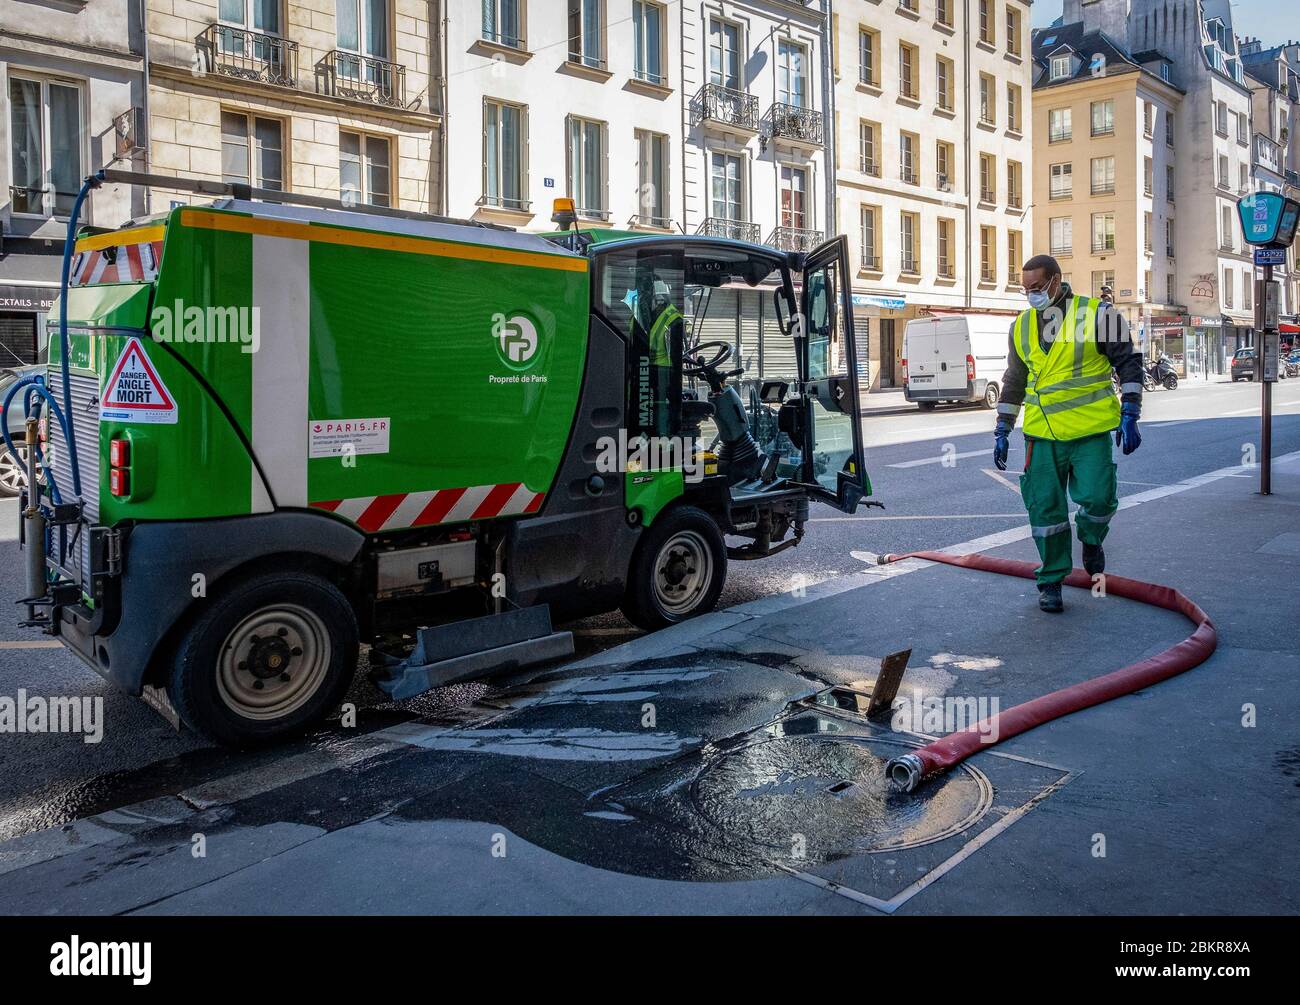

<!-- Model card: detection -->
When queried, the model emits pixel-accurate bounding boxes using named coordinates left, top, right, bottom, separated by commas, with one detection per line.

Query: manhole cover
left=692, top=734, right=992, bottom=861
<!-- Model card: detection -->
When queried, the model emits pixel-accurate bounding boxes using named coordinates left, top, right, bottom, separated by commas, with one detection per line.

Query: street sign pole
left=1258, top=263, right=1271, bottom=496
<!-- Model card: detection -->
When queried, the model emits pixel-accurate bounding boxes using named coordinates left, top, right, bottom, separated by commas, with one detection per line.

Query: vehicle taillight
left=966, top=354, right=976, bottom=381
left=109, top=437, right=131, bottom=497
left=900, top=357, right=908, bottom=383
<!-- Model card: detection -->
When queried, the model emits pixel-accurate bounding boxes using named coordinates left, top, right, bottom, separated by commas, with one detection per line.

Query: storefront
left=851, top=292, right=906, bottom=396
left=1145, top=313, right=1190, bottom=376
left=0, top=282, right=57, bottom=367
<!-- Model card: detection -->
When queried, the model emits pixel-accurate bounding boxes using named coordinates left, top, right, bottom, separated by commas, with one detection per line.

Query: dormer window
left=1050, top=54, right=1071, bottom=80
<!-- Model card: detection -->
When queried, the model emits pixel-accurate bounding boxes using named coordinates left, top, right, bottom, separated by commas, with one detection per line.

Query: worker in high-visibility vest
left=625, top=278, right=680, bottom=437
left=993, top=255, right=1144, bottom=613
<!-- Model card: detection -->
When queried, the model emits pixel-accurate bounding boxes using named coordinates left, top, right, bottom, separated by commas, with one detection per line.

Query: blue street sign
left=1255, top=247, right=1287, bottom=266
left=1237, top=191, right=1300, bottom=247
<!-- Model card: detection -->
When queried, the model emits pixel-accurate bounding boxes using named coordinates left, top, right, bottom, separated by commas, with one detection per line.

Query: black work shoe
left=1038, top=583, right=1064, bottom=613
left=1082, top=543, right=1106, bottom=576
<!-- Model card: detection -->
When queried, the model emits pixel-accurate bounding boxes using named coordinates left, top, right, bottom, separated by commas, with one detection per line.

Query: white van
left=902, top=314, right=1011, bottom=410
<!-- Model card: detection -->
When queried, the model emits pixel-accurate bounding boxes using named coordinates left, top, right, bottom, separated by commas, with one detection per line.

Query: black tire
left=621, top=505, right=727, bottom=632
left=981, top=383, right=999, bottom=409
left=0, top=444, right=27, bottom=498
left=917, top=401, right=937, bottom=411
left=167, top=569, right=358, bottom=747
left=1163, top=374, right=1178, bottom=390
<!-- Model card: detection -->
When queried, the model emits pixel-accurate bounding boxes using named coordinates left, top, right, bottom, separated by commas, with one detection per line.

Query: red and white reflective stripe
left=70, top=241, right=164, bottom=287
left=310, top=482, right=544, bottom=533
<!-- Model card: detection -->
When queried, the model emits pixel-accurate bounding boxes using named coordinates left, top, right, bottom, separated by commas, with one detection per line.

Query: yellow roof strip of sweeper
left=74, top=225, right=166, bottom=253
left=177, top=209, right=589, bottom=273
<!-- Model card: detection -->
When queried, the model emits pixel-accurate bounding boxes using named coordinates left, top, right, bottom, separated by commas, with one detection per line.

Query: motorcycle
left=1145, top=352, right=1179, bottom=391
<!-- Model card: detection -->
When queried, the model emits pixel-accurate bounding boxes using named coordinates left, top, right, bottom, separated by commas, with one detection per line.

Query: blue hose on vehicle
left=48, top=170, right=105, bottom=501
left=1, top=373, right=68, bottom=507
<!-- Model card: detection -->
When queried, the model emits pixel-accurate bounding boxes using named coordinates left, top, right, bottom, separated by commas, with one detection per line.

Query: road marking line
left=888, top=448, right=1002, bottom=469
left=981, top=467, right=1022, bottom=494
left=809, top=513, right=1024, bottom=522
left=0, top=641, right=63, bottom=649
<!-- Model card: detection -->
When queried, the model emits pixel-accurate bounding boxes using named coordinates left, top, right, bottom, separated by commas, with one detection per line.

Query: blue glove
left=1115, top=403, right=1141, bottom=455
left=993, top=418, right=1012, bottom=471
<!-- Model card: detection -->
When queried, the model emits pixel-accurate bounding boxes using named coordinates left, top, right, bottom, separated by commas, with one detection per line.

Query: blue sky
left=1030, top=1, right=1300, bottom=45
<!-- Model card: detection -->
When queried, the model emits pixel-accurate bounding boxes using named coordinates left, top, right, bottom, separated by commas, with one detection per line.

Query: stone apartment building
left=832, top=0, right=1035, bottom=393
left=1241, top=37, right=1300, bottom=321
left=144, top=0, right=442, bottom=214
left=1030, top=21, right=1184, bottom=360
left=442, top=0, right=681, bottom=234
left=1, top=0, right=144, bottom=363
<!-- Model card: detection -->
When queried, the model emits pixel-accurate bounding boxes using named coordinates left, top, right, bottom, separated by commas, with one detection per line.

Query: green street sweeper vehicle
left=12, top=171, right=873, bottom=746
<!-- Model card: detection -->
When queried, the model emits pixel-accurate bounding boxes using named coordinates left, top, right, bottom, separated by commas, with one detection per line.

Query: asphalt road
left=1, top=375, right=1297, bottom=843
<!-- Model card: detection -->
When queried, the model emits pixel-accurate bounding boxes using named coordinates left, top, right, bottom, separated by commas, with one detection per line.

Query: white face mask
left=1026, top=277, right=1057, bottom=310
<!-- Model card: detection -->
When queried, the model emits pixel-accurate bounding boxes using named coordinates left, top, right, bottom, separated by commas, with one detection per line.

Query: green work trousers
left=1018, top=431, right=1118, bottom=586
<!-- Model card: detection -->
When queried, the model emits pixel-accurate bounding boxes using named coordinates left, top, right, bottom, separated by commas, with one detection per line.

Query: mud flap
left=370, top=605, right=574, bottom=701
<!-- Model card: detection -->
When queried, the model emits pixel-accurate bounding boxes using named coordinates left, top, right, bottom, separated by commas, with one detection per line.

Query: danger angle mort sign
left=99, top=337, right=178, bottom=425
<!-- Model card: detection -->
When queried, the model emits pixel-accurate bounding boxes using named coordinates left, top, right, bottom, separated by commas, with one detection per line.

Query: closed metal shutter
left=853, top=310, right=872, bottom=405
left=754, top=289, right=798, bottom=380
left=0, top=313, right=37, bottom=366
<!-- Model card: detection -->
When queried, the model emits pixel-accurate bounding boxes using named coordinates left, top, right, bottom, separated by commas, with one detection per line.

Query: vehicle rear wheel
left=1163, top=374, right=1178, bottom=390
left=0, top=444, right=27, bottom=497
left=167, top=569, right=358, bottom=747
left=621, top=505, right=727, bottom=632
left=982, top=383, right=999, bottom=409
left=917, top=401, right=937, bottom=411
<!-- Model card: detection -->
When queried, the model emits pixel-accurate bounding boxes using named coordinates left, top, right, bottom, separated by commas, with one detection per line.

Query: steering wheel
left=682, top=340, right=733, bottom=377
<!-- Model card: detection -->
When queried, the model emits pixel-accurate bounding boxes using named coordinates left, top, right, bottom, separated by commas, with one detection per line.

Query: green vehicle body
left=27, top=196, right=870, bottom=744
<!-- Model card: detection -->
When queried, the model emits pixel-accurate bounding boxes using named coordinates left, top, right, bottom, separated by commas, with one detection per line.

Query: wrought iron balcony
left=936, top=172, right=953, bottom=192
left=1092, top=241, right=1116, bottom=254
left=697, top=217, right=760, bottom=243
left=197, top=24, right=298, bottom=88
left=861, top=253, right=881, bottom=271
left=1007, top=269, right=1021, bottom=286
left=691, top=83, right=759, bottom=133
left=766, top=226, right=825, bottom=253
left=861, top=159, right=880, bottom=177
left=765, top=103, right=824, bottom=146
left=315, top=50, right=406, bottom=107
left=900, top=167, right=918, bottom=185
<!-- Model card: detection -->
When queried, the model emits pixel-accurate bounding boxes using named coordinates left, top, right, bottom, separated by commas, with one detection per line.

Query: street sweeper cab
left=11, top=171, right=872, bottom=746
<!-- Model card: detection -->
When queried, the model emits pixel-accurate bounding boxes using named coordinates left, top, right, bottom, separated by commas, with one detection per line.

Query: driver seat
left=680, top=396, right=716, bottom=436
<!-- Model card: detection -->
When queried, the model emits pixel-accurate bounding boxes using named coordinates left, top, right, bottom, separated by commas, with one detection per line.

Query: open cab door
left=798, top=236, right=870, bottom=512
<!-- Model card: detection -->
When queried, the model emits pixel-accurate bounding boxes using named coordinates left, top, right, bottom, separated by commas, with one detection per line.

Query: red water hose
left=877, top=550, right=1217, bottom=792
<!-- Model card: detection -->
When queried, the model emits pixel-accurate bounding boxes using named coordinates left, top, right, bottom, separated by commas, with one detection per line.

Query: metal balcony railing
left=766, top=226, right=824, bottom=253
left=901, top=256, right=919, bottom=275
left=197, top=24, right=298, bottom=88
left=981, top=267, right=997, bottom=283
left=696, top=217, right=760, bottom=243
left=1092, top=183, right=1115, bottom=195
left=479, top=193, right=530, bottom=212
left=861, top=253, right=880, bottom=270
left=1092, top=240, right=1116, bottom=253
left=1009, top=193, right=1023, bottom=208
left=1007, top=270, right=1021, bottom=286
left=766, top=103, right=824, bottom=145
left=861, top=158, right=880, bottom=177
left=482, top=27, right=525, bottom=50
left=631, top=212, right=672, bottom=228
left=901, top=166, right=918, bottom=185
left=691, top=83, right=759, bottom=132
left=980, top=188, right=996, bottom=204
left=316, top=50, right=406, bottom=107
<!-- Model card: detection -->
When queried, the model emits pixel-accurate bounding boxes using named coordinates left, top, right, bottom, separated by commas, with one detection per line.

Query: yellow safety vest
left=1013, top=295, right=1120, bottom=440
left=647, top=304, right=680, bottom=367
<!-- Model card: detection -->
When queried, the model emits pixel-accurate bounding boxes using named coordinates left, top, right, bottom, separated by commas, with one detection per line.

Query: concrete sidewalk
left=2, top=452, right=1297, bottom=915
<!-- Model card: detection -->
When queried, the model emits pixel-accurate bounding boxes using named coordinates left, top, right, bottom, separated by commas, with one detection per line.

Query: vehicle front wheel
left=167, top=569, right=358, bottom=747
left=621, top=505, right=727, bottom=632
left=1163, top=374, right=1178, bottom=390
left=0, top=444, right=27, bottom=497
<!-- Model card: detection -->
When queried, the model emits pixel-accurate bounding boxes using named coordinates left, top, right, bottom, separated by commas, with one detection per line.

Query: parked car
left=0, top=353, right=47, bottom=498
left=902, top=314, right=1010, bottom=410
left=1230, top=347, right=1256, bottom=382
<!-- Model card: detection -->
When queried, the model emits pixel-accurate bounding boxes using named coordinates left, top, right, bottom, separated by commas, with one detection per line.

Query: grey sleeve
left=1097, top=304, right=1143, bottom=410
left=997, top=323, right=1028, bottom=417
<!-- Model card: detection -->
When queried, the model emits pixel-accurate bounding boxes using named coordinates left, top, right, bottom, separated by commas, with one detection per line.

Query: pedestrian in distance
left=993, top=255, right=1143, bottom=613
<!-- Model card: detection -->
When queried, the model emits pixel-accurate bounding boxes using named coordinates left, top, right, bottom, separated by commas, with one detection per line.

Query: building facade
left=1, top=0, right=144, bottom=363
left=144, top=0, right=443, bottom=215
left=1030, top=24, right=1184, bottom=363
left=442, top=0, right=680, bottom=234
left=1241, top=37, right=1300, bottom=321
left=832, top=0, right=1035, bottom=392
